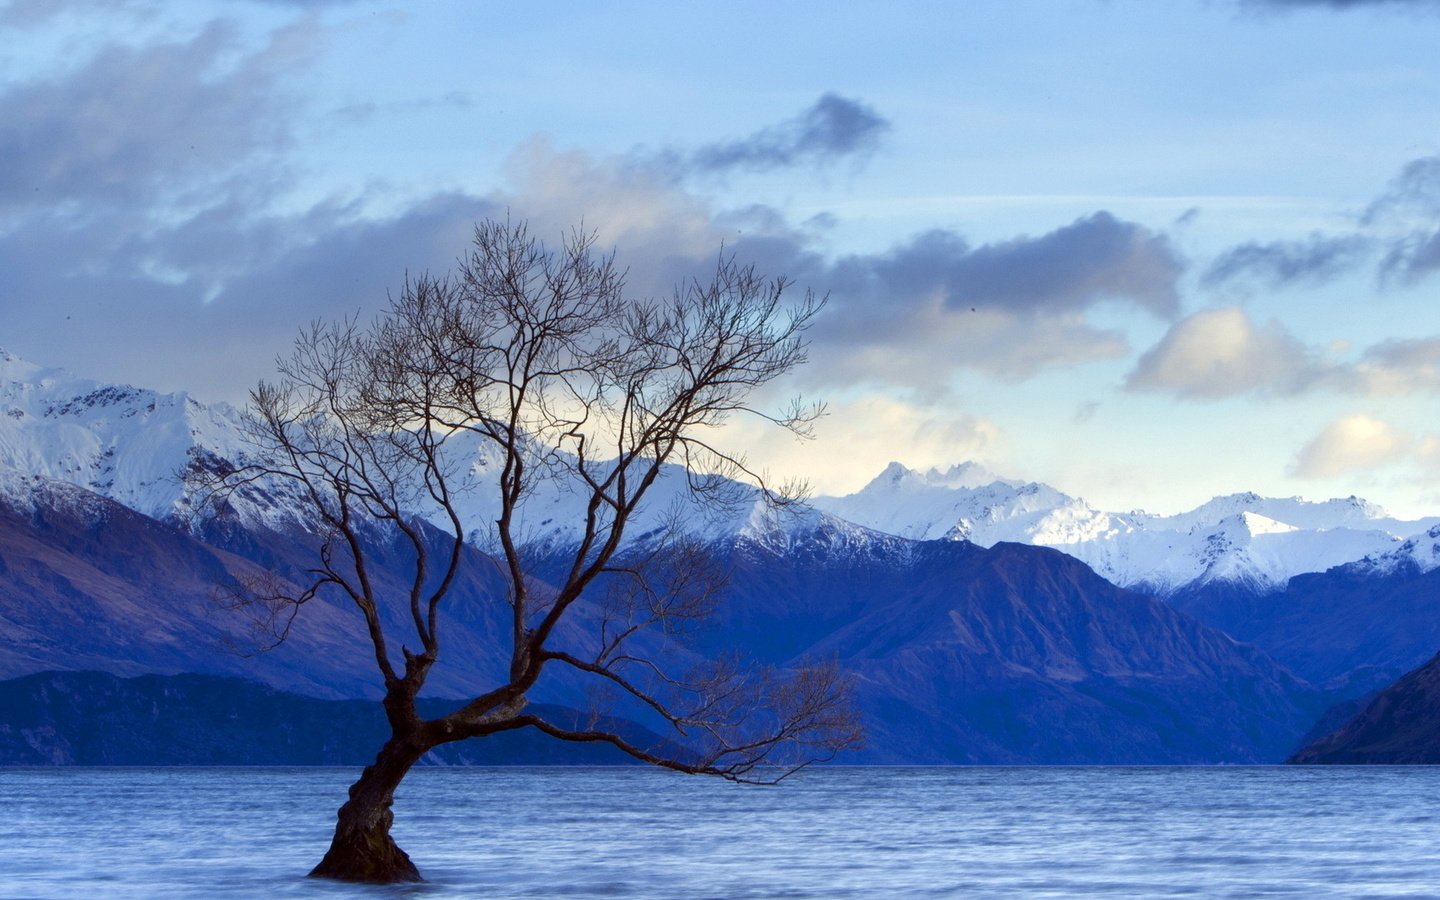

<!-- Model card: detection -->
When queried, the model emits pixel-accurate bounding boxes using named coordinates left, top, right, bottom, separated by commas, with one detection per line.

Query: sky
left=3, top=0, right=1440, bottom=517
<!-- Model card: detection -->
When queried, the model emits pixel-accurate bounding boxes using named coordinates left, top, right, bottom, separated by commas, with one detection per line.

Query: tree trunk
left=308, top=735, right=429, bottom=883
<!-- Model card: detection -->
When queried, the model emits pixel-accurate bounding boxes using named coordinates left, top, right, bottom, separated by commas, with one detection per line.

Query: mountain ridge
left=6, top=347, right=1435, bottom=595
left=812, top=459, right=1440, bottom=595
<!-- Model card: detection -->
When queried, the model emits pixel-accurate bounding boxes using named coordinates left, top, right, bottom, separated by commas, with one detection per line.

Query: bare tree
left=203, top=218, right=861, bottom=883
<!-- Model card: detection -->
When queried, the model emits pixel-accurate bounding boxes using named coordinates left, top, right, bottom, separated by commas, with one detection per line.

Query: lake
left=3, top=766, right=1439, bottom=898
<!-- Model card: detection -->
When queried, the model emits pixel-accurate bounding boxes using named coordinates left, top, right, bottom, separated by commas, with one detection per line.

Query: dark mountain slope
left=0, top=479, right=590, bottom=704
left=0, top=670, right=663, bottom=765
left=1170, top=563, right=1440, bottom=697
left=1, top=482, right=1328, bottom=764
left=1289, top=651, right=1440, bottom=764
left=0, top=479, right=380, bottom=697
left=711, top=528, right=1324, bottom=763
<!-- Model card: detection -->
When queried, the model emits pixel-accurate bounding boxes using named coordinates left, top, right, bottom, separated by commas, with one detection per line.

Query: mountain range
left=2, top=348, right=1437, bottom=763
left=814, top=460, right=1439, bottom=597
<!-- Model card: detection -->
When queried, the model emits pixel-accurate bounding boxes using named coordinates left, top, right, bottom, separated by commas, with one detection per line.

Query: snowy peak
left=0, top=349, right=840, bottom=552
left=1157, top=492, right=1399, bottom=536
left=1219, top=511, right=1296, bottom=539
left=0, top=347, right=46, bottom=383
left=815, top=463, right=1121, bottom=548
left=866, top=460, right=1017, bottom=493
left=1350, top=524, right=1440, bottom=578
left=816, top=461, right=1440, bottom=595
left=0, top=350, right=255, bottom=525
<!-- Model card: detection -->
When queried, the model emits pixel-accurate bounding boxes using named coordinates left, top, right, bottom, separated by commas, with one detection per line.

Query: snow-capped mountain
left=1350, top=523, right=1440, bottom=578
left=0, top=349, right=809, bottom=550
left=813, top=460, right=1134, bottom=545
left=5, top=348, right=1439, bottom=596
left=813, top=462, right=1440, bottom=595
left=0, top=349, right=255, bottom=522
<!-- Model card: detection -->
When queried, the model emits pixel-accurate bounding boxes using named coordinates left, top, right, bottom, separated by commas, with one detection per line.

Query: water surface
left=3, top=766, right=1439, bottom=898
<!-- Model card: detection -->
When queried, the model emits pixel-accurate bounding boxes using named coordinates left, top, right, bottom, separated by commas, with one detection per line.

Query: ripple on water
left=4, top=767, right=1440, bottom=898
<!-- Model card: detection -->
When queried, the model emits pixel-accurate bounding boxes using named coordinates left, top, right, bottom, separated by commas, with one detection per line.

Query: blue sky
left=4, top=0, right=1440, bottom=516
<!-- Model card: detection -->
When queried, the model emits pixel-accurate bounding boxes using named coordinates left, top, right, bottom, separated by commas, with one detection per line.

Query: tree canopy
left=203, top=218, right=861, bottom=883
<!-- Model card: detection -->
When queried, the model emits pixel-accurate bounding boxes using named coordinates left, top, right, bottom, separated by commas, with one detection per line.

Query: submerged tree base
left=308, top=831, right=422, bottom=884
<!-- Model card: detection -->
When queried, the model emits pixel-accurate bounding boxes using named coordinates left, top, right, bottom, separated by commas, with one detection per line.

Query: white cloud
left=1125, top=307, right=1330, bottom=399
left=711, top=392, right=1002, bottom=496
left=1351, top=337, right=1440, bottom=395
left=1289, top=414, right=1413, bottom=479
left=500, top=138, right=727, bottom=270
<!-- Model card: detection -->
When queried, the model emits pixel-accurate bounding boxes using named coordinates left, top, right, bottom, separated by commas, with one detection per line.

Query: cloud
left=1290, top=415, right=1413, bottom=479
left=1365, top=155, right=1440, bottom=224
left=790, top=212, right=1184, bottom=386
left=1125, top=307, right=1332, bottom=399
left=500, top=138, right=732, bottom=270
left=492, top=145, right=1177, bottom=387
left=865, top=213, right=1184, bottom=318
left=687, top=94, right=890, bottom=174
left=0, top=12, right=482, bottom=399
left=0, top=0, right=360, bottom=20
left=1380, top=229, right=1440, bottom=283
left=0, top=191, right=499, bottom=399
left=1195, top=155, right=1440, bottom=294
left=0, top=18, right=1174, bottom=406
left=1349, top=337, right=1440, bottom=394
left=812, top=307, right=1130, bottom=387
left=0, top=0, right=153, bottom=25
left=1126, top=309, right=1440, bottom=401
left=1201, top=234, right=1373, bottom=289
left=1356, top=155, right=1440, bottom=284
left=0, top=18, right=319, bottom=223
left=1196, top=155, right=1440, bottom=294
left=712, top=392, right=1003, bottom=495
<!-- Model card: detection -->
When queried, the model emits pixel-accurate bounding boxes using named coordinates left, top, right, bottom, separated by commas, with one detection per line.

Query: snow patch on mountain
left=1349, top=524, right=1440, bottom=578
left=0, top=470, right=113, bottom=523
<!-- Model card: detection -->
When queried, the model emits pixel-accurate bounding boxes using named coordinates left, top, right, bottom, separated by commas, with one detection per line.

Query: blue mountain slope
left=695, top=526, right=1325, bottom=763
left=1170, top=561, right=1440, bottom=698
left=0, top=478, right=1327, bottom=763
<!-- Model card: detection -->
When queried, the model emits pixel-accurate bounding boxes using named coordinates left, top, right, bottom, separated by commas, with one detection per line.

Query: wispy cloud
left=1349, top=337, right=1440, bottom=394
left=0, top=0, right=154, bottom=25
left=1362, top=155, right=1440, bottom=284
left=1201, top=234, right=1373, bottom=289
left=1364, top=156, right=1440, bottom=223
left=688, top=93, right=890, bottom=174
left=1198, top=154, right=1440, bottom=292
left=1380, top=231, right=1440, bottom=284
